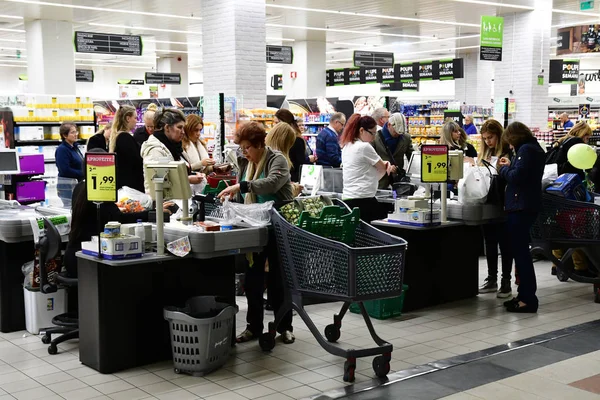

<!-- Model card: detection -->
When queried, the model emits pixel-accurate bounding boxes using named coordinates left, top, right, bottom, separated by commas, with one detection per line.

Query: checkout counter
left=309, top=153, right=504, bottom=312
left=69, top=160, right=269, bottom=374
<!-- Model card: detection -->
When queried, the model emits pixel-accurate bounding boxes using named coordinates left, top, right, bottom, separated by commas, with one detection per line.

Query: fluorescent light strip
left=88, top=23, right=201, bottom=35
left=0, top=39, right=25, bottom=43
left=0, top=46, right=24, bottom=51
left=5, top=0, right=200, bottom=20
left=266, top=37, right=295, bottom=42
left=0, top=63, right=25, bottom=68
left=0, top=54, right=26, bottom=58
left=146, top=40, right=201, bottom=46
left=449, top=0, right=534, bottom=10
left=155, top=49, right=202, bottom=55
left=266, top=23, right=434, bottom=39
left=75, top=58, right=152, bottom=65
left=552, top=19, right=599, bottom=28
left=327, top=34, right=480, bottom=54
left=0, top=14, right=22, bottom=19
left=0, top=59, right=26, bottom=63
left=0, top=28, right=25, bottom=33
left=265, top=4, right=478, bottom=27
left=552, top=8, right=600, bottom=16
left=75, top=63, right=152, bottom=69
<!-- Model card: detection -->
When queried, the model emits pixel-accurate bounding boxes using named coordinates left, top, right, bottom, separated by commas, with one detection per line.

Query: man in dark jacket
left=372, top=113, right=413, bottom=189
left=133, top=109, right=156, bottom=147
left=316, top=112, right=345, bottom=167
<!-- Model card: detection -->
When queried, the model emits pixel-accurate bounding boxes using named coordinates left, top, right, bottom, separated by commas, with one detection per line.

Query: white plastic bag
left=117, top=186, right=153, bottom=210
left=458, top=165, right=491, bottom=205
left=223, top=200, right=274, bottom=226
left=543, top=164, right=558, bottom=187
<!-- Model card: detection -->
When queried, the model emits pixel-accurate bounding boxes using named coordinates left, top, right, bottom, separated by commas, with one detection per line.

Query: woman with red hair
left=340, top=114, right=394, bottom=223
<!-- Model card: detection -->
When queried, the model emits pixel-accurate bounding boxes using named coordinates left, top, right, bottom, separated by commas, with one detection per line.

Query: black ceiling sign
left=353, top=51, right=394, bottom=68
left=75, top=69, right=94, bottom=83
left=75, top=31, right=142, bottom=56
left=266, top=45, right=293, bottom=64
left=145, top=72, right=182, bottom=85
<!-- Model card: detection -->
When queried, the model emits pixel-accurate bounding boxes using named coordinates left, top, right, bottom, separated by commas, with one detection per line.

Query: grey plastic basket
left=164, top=297, right=237, bottom=376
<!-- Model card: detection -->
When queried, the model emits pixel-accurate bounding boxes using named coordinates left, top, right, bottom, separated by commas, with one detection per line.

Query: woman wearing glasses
left=218, top=122, right=295, bottom=345
left=340, top=114, right=394, bottom=223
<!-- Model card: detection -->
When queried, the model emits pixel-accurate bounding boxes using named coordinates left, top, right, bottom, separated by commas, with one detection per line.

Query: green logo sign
left=480, top=16, right=504, bottom=62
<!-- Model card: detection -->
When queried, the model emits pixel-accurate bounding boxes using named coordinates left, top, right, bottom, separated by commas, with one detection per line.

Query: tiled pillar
left=201, top=0, right=266, bottom=125
left=456, top=54, right=493, bottom=107
left=492, top=0, right=552, bottom=128
left=157, top=55, right=189, bottom=97
left=26, top=20, right=75, bottom=94
left=282, top=41, right=327, bottom=99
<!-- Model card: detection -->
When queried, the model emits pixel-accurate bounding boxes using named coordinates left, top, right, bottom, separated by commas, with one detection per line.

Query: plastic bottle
left=135, top=219, right=145, bottom=254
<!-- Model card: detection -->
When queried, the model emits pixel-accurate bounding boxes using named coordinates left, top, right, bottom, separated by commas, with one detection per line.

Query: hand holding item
left=188, top=173, right=205, bottom=185
left=202, top=158, right=216, bottom=167
left=163, top=201, right=176, bottom=215
left=218, top=183, right=241, bottom=201
left=498, top=157, right=511, bottom=167
left=385, top=161, right=395, bottom=175
left=309, top=155, right=317, bottom=163
left=464, top=156, right=475, bottom=166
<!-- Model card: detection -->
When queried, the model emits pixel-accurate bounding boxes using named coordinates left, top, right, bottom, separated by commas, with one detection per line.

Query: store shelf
left=304, top=122, right=329, bottom=125
left=14, top=121, right=96, bottom=126
left=412, top=135, right=441, bottom=138
left=251, top=118, right=274, bottom=121
left=14, top=139, right=85, bottom=146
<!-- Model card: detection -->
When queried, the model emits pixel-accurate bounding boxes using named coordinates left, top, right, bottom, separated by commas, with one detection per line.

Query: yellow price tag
left=421, top=145, right=449, bottom=183
left=86, top=153, right=117, bottom=202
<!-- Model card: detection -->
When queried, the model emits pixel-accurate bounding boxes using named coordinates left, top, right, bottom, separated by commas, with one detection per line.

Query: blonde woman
left=441, top=121, right=477, bottom=160
left=109, top=105, right=144, bottom=192
left=265, top=122, right=297, bottom=169
left=87, top=121, right=112, bottom=152
left=182, top=115, right=215, bottom=173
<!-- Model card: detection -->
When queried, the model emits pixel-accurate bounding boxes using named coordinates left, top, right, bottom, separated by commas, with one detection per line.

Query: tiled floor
left=0, top=258, right=598, bottom=400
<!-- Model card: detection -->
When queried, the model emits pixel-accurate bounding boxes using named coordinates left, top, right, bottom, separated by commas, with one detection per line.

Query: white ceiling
left=0, top=0, right=595, bottom=71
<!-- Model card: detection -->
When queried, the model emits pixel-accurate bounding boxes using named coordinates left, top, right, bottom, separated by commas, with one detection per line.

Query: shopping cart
left=261, top=200, right=407, bottom=382
left=530, top=193, right=600, bottom=303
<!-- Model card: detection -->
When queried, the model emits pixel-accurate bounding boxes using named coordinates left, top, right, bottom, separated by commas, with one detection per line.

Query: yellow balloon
left=567, top=143, right=598, bottom=170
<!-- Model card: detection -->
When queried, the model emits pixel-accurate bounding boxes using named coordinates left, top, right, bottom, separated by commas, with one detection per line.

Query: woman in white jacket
left=182, top=115, right=215, bottom=173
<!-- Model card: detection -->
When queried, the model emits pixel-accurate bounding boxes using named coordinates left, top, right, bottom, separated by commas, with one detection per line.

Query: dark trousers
left=244, top=230, right=292, bottom=335
left=482, top=222, right=513, bottom=281
left=345, top=197, right=386, bottom=224
left=507, top=212, right=538, bottom=306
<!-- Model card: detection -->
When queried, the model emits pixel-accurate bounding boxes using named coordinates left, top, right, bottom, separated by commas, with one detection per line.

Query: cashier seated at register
left=440, top=120, right=478, bottom=162
left=63, top=148, right=173, bottom=277
left=140, top=108, right=205, bottom=187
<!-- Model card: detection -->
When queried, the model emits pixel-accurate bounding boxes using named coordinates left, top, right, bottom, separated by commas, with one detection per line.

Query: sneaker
left=236, top=329, right=257, bottom=343
left=551, top=266, right=557, bottom=276
left=280, top=330, right=295, bottom=344
left=497, top=279, right=512, bottom=299
left=479, top=276, right=498, bottom=294
left=503, top=297, right=519, bottom=308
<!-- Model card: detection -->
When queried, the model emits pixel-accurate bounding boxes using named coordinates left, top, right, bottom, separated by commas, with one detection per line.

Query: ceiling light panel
left=88, top=23, right=201, bottom=35
left=266, top=23, right=435, bottom=39
left=265, top=4, right=479, bottom=27
left=448, top=0, right=534, bottom=10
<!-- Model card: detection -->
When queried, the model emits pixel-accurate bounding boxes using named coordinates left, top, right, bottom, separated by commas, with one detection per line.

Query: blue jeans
left=507, top=212, right=538, bottom=305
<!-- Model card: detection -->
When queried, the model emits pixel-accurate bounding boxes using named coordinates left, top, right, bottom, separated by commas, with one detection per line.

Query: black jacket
left=133, top=126, right=150, bottom=147
left=87, top=133, right=108, bottom=153
left=289, top=137, right=306, bottom=182
left=114, top=133, right=145, bottom=192
left=500, top=138, right=545, bottom=213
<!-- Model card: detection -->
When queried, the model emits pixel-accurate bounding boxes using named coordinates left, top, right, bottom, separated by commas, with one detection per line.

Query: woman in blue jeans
left=498, top=122, right=545, bottom=313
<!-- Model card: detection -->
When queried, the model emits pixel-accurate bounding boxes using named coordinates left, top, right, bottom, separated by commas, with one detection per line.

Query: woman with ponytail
left=109, top=105, right=144, bottom=192
left=340, top=114, right=394, bottom=223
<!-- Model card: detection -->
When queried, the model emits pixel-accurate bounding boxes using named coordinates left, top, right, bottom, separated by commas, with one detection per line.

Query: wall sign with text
left=421, top=145, right=449, bottom=183
left=266, top=45, right=293, bottom=64
left=480, top=16, right=504, bottom=61
left=549, top=59, right=580, bottom=84
left=75, top=31, right=142, bottom=56
left=145, top=72, right=182, bottom=85
left=86, top=153, right=117, bottom=202
left=353, top=51, right=394, bottom=68
left=75, top=69, right=94, bottom=83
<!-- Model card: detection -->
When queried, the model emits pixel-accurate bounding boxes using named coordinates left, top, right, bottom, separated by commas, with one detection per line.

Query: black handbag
left=481, top=159, right=505, bottom=207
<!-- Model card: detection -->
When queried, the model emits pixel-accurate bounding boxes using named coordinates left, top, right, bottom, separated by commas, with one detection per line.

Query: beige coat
left=183, top=140, right=211, bottom=172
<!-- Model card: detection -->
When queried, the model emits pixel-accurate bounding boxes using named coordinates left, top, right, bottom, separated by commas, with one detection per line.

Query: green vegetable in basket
left=300, top=198, right=325, bottom=217
left=280, top=203, right=301, bottom=225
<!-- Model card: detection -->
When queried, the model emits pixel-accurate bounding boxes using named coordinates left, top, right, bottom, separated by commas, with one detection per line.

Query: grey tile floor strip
left=310, top=318, right=600, bottom=400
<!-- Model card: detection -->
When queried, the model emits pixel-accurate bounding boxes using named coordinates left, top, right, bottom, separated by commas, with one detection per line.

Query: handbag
left=380, top=133, right=406, bottom=185
left=481, top=159, right=505, bottom=207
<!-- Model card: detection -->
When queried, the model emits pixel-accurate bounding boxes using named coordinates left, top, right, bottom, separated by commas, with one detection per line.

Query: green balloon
left=567, top=143, right=598, bottom=170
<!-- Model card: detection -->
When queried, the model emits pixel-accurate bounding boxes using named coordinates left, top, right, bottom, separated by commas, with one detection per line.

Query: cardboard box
left=16, top=126, right=44, bottom=141
left=82, top=235, right=143, bottom=260
left=387, top=209, right=441, bottom=227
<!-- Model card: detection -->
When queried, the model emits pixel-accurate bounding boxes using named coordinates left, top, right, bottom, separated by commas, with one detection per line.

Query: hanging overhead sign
left=397, top=62, right=418, bottom=81
left=145, top=72, right=182, bottom=85
left=75, top=31, right=143, bottom=56
left=76, top=69, right=94, bottom=83
left=479, top=16, right=504, bottom=61
left=380, top=81, right=420, bottom=92
left=353, top=51, right=394, bottom=68
left=549, top=59, right=580, bottom=84
left=266, top=45, right=293, bottom=64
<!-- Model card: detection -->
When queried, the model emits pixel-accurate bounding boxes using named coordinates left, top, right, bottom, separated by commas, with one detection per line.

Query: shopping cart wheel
left=41, top=335, right=51, bottom=344
left=47, top=345, right=57, bottom=355
left=259, top=333, right=276, bottom=352
left=556, top=268, right=569, bottom=282
left=324, top=324, right=341, bottom=343
left=372, top=356, right=391, bottom=378
left=343, top=359, right=356, bottom=382
left=174, top=368, right=181, bottom=374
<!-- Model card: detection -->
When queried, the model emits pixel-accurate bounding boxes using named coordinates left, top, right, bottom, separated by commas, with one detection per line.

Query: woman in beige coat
left=182, top=115, right=215, bottom=173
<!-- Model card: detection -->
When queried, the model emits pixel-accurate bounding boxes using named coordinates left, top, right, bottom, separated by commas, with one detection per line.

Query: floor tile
left=138, top=381, right=180, bottom=395
left=570, top=373, right=600, bottom=395
left=186, top=382, right=228, bottom=397
left=204, top=391, right=247, bottom=400
left=466, top=382, right=546, bottom=400
left=124, top=373, right=164, bottom=387
left=62, top=386, right=104, bottom=400
left=154, top=389, right=198, bottom=400
left=79, top=374, right=120, bottom=386
left=529, top=356, right=600, bottom=384
left=108, top=388, right=151, bottom=400
left=499, top=371, right=600, bottom=400
left=261, top=376, right=303, bottom=392
left=254, top=393, right=293, bottom=400
left=423, top=361, right=517, bottom=392
left=233, top=383, right=275, bottom=399
left=281, top=385, right=322, bottom=399
left=0, top=377, right=41, bottom=394
left=12, top=387, right=56, bottom=400
left=46, top=378, right=89, bottom=394
left=92, top=380, right=135, bottom=395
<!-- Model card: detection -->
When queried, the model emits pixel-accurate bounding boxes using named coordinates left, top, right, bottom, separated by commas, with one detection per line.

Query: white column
left=25, top=20, right=75, bottom=95
left=493, top=0, right=552, bottom=128
left=157, top=54, right=189, bottom=97
left=201, top=0, right=266, bottom=124
left=282, top=41, right=326, bottom=99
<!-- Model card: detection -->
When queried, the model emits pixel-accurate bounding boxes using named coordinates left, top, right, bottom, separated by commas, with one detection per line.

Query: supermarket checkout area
left=311, top=152, right=502, bottom=312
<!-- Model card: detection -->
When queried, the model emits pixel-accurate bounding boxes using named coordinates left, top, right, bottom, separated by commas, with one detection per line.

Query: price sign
left=421, top=145, right=449, bottom=183
left=86, top=153, right=117, bottom=202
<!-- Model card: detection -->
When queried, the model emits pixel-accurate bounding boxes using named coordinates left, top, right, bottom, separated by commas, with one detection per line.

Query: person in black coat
left=133, top=105, right=157, bottom=147
left=499, top=122, right=545, bottom=313
left=274, top=109, right=313, bottom=182
left=86, top=121, right=112, bottom=153
left=109, top=105, right=145, bottom=193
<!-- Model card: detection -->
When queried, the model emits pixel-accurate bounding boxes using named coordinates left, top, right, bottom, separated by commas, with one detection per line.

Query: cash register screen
left=406, top=152, right=421, bottom=181
left=0, top=150, right=20, bottom=175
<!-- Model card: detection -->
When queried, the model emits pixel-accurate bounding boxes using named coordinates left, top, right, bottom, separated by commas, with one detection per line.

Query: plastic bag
left=458, top=165, right=491, bottom=205
left=543, top=164, right=559, bottom=188
left=223, top=199, right=273, bottom=226
left=22, top=261, right=34, bottom=289
left=117, top=186, right=153, bottom=212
